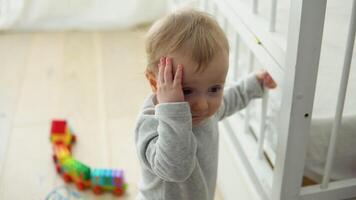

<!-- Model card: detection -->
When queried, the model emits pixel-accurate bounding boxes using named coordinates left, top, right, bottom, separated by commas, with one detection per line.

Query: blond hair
left=145, top=9, right=229, bottom=74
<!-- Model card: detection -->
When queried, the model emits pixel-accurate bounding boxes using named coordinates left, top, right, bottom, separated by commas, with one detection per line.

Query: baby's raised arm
left=216, top=69, right=277, bottom=120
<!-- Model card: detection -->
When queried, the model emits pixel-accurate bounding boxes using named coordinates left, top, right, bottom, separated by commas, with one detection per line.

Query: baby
left=134, top=9, right=276, bottom=200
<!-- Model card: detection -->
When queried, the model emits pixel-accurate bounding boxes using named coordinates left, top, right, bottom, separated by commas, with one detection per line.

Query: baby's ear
left=145, top=71, right=157, bottom=93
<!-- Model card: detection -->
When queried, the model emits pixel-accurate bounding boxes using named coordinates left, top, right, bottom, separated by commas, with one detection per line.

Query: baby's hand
left=255, top=69, right=277, bottom=89
left=156, top=57, right=184, bottom=104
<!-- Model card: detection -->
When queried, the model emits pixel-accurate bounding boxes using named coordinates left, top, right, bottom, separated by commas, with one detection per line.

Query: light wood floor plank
left=0, top=32, right=65, bottom=199
left=0, top=33, right=35, bottom=176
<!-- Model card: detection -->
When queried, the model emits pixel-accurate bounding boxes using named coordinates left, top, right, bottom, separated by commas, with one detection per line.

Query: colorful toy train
left=50, top=119, right=127, bottom=196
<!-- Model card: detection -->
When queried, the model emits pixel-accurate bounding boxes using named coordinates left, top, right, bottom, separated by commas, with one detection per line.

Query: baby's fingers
left=173, top=64, right=183, bottom=87
left=164, top=57, right=173, bottom=83
left=158, top=57, right=165, bottom=84
left=265, top=74, right=277, bottom=89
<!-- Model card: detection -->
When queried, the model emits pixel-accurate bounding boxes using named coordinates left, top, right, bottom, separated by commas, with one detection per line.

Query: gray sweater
left=134, top=75, right=264, bottom=200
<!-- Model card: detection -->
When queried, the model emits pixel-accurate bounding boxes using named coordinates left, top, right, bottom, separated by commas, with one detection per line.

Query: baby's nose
left=192, top=97, right=208, bottom=113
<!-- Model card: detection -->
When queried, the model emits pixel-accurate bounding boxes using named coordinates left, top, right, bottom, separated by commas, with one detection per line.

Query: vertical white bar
left=321, top=0, right=356, bottom=189
left=206, top=0, right=212, bottom=13
left=244, top=51, right=254, bottom=134
left=232, top=34, right=240, bottom=81
left=269, top=0, right=278, bottom=32
left=226, top=31, right=233, bottom=81
left=223, top=17, right=228, bottom=33
left=258, top=90, right=269, bottom=158
left=202, top=0, right=207, bottom=11
left=227, top=33, right=240, bottom=82
left=272, top=0, right=327, bottom=199
left=248, top=51, right=254, bottom=73
left=198, top=0, right=205, bottom=10
left=252, top=0, right=258, bottom=14
left=212, top=1, right=218, bottom=15
left=216, top=10, right=227, bottom=33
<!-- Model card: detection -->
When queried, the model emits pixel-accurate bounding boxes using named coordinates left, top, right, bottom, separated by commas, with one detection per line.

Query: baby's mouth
left=192, top=115, right=204, bottom=122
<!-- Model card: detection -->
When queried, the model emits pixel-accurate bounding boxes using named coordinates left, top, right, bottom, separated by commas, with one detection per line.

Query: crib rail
left=168, top=0, right=356, bottom=199
left=205, top=0, right=356, bottom=199
left=269, top=0, right=277, bottom=32
left=220, top=0, right=286, bottom=69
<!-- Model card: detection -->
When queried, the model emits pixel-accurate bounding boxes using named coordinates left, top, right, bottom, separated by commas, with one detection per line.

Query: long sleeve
left=217, top=74, right=264, bottom=121
left=135, top=102, right=197, bottom=182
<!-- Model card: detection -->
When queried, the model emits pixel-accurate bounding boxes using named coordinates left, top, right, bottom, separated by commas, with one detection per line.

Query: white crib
left=169, top=0, right=356, bottom=199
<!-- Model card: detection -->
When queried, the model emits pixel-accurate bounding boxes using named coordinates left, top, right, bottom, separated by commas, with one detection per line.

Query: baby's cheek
left=209, top=97, right=223, bottom=115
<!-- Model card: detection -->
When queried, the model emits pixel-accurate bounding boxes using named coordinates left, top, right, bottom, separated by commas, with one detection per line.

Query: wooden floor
left=0, top=30, right=223, bottom=200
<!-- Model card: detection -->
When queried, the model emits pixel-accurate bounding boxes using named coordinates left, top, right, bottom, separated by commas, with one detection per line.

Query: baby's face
left=170, top=51, right=229, bottom=125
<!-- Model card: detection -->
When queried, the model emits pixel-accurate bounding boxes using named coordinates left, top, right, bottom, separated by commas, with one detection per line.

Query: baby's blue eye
left=209, top=86, right=222, bottom=93
left=183, top=88, right=193, bottom=95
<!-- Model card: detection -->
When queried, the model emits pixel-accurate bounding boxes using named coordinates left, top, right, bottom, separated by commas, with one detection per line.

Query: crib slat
left=232, top=33, right=240, bottom=81
left=244, top=51, right=255, bottom=134
left=212, top=2, right=218, bottom=15
left=269, top=0, right=277, bottom=32
left=248, top=50, right=254, bottom=72
left=227, top=33, right=240, bottom=81
left=252, top=0, right=258, bottom=14
left=272, top=0, right=327, bottom=199
left=203, top=0, right=209, bottom=10
left=206, top=0, right=214, bottom=14
left=222, top=17, right=228, bottom=33
left=258, top=90, right=269, bottom=158
left=321, top=0, right=356, bottom=189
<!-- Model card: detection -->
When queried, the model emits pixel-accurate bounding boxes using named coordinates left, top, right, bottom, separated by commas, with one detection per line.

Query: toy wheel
left=71, top=134, right=76, bottom=143
left=52, top=155, right=57, bottom=163
left=93, top=186, right=102, bottom=195
left=63, top=173, right=72, bottom=183
left=76, top=182, right=85, bottom=191
left=113, top=188, right=123, bottom=196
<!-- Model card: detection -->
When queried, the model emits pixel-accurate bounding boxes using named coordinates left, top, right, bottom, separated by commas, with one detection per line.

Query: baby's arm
left=217, top=70, right=276, bottom=120
left=135, top=57, right=197, bottom=182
